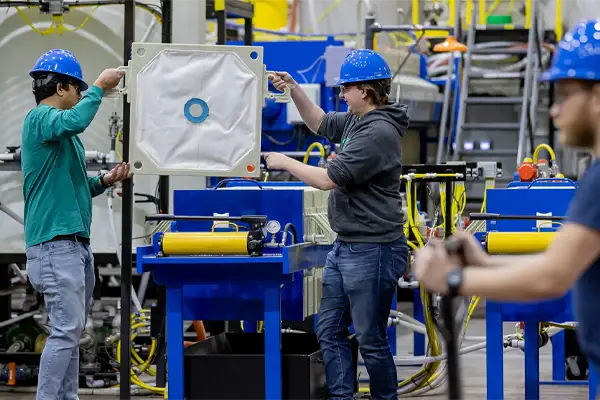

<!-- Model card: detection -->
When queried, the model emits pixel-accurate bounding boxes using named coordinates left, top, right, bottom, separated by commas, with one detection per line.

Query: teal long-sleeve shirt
left=21, top=85, right=107, bottom=249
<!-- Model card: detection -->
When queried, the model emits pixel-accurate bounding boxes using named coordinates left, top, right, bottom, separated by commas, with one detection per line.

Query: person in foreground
left=22, top=48, right=130, bottom=400
left=266, top=49, right=409, bottom=399
left=414, top=20, right=600, bottom=384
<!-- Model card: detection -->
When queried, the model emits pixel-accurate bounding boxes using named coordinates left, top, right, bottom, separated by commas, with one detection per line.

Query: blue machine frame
left=482, top=178, right=597, bottom=400
left=409, top=177, right=599, bottom=398
left=137, top=180, right=331, bottom=399
left=239, top=39, right=345, bottom=161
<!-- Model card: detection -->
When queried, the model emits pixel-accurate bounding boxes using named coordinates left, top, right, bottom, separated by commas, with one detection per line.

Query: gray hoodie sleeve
left=326, top=121, right=400, bottom=187
left=317, top=111, right=351, bottom=143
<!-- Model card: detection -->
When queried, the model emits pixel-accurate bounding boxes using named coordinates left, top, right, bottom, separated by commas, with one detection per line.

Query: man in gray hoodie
left=266, top=49, right=409, bottom=400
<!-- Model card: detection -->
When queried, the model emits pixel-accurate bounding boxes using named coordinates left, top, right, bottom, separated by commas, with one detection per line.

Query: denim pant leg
left=316, top=243, right=355, bottom=399
left=339, top=238, right=408, bottom=400
left=26, top=240, right=94, bottom=400
left=60, top=243, right=96, bottom=400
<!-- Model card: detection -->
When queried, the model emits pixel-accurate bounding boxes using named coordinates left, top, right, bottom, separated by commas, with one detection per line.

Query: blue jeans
left=316, top=237, right=408, bottom=400
left=25, top=240, right=95, bottom=400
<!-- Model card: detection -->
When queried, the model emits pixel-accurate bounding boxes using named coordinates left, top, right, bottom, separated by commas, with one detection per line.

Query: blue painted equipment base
left=486, top=301, right=596, bottom=400
left=482, top=180, right=598, bottom=398
left=138, top=243, right=330, bottom=399
left=413, top=288, right=425, bottom=356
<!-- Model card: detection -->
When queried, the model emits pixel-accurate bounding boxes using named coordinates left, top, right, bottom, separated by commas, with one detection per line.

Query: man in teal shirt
left=22, top=48, right=129, bottom=400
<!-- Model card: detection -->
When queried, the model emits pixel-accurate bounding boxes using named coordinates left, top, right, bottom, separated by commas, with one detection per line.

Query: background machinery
left=0, top=0, right=598, bottom=399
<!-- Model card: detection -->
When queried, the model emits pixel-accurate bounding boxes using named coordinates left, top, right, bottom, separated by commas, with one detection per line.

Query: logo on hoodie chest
left=340, top=137, right=350, bottom=150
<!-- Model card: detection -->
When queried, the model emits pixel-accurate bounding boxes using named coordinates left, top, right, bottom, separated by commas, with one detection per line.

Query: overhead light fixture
left=480, top=140, right=492, bottom=151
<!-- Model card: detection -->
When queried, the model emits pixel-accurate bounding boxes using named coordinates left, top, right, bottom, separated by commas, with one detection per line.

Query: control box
left=287, top=84, right=321, bottom=125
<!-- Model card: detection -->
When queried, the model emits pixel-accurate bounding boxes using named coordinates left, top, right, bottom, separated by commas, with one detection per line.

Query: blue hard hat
left=541, top=19, right=600, bottom=82
left=30, top=49, right=88, bottom=91
left=336, top=49, right=392, bottom=86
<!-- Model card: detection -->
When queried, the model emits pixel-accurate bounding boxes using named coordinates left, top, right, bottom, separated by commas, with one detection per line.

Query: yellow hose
left=405, top=181, right=424, bottom=246
left=407, top=240, right=419, bottom=252
left=532, top=143, right=556, bottom=164
left=14, top=3, right=162, bottom=36
left=302, top=142, right=326, bottom=164
left=360, top=175, right=484, bottom=394
left=113, top=312, right=165, bottom=395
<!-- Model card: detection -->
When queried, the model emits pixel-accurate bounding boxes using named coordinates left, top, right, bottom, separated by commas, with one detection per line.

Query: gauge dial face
left=266, top=220, right=281, bottom=234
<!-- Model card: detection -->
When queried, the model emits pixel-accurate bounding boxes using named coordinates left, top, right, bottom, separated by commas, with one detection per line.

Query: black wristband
left=100, top=174, right=111, bottom=188
left=447, top=268, right=463, bottom=297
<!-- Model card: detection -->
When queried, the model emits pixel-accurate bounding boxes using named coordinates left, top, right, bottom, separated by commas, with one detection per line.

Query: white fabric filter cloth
left=136, top=49, right=259, bottom=172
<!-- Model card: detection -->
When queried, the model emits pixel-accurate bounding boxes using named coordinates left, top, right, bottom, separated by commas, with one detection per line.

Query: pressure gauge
left=266, top=220, right=281, bottom=235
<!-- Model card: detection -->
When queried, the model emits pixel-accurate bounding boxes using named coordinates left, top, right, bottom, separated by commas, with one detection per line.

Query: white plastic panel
left=125, top=42, right=289, bottom=177
left=287, top=84, right=320, bottom=124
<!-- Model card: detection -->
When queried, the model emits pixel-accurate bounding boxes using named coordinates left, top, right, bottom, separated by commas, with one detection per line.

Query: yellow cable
left=211, top=222, right=240, bottom=232
left=405, top=181, right=425, bottom=246
left=543, top=322, right=576, bottom=330
left=302, top=142, right=326, bottom=164
left=71, top=3, right=163, bottom=24
left=464, top=296, right=480, bottom=332
left=387, top=32, right=416, bottom=47
left=115, top=131, right=123, bottom=161
left=239, top=320, right=264, bottom=332
left=15, top=3, right=162, bottom=38
left=14, top=7, right=56, bottom=35
left=537, top=221, right=563, bottom=231
left=480, top=187, right=487, bottom=213
left=363, top=219, right=484, bottom=393
left=407, top=240, right=419, bottom=252
left=114, top=314, right=165, bottom=395
left=304, top=0, right=345, bottom=34
left=117, top=338, right=164, bottom=394
left=532, top=143, right=556, bottom=164
left=487, top=0, right=501, bottom=15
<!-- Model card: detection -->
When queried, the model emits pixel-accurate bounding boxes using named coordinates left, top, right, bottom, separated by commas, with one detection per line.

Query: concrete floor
left=0, top=313, right=591, bottom=399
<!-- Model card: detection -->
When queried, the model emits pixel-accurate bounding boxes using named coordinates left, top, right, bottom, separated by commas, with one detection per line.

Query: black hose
left=282, top=223, right=297, bottom=245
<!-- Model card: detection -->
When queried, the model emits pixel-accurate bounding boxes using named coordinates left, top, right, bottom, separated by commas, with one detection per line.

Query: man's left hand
left=413, top=240, right=461, bottom=294
left=104, top=162, right=131, bottom=185
left=264, top=152, right=291, bottom=171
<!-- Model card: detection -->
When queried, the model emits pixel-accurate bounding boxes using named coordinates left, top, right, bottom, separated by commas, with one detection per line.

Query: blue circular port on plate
left=184, top=98, right=209, bottom=123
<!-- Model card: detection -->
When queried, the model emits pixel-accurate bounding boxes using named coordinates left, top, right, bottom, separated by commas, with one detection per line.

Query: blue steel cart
left=483, top=178, right=597, bottom=400
left=137, top=181, right=330, bottom=399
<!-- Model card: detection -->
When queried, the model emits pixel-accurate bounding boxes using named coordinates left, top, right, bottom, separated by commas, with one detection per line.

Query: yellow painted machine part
left=253, top=0, right=288, bottom=30
left=486, top=232, right=557, bottom=254
left=161, top=232, right=249, bottom=255
left=211, top=0, right=287, bottom=33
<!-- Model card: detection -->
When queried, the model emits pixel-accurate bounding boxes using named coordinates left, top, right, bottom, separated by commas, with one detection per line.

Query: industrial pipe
left=0, top=310, right=38, bottom=330
left=470, top=213, right=565, bottom=221
left=371, top=24, right=453, bottom=33
left=0, top=386, right=153, bottom=395
left=0, top=153, right=19, bottom=161
left=0, top=203, right=24, bottom=225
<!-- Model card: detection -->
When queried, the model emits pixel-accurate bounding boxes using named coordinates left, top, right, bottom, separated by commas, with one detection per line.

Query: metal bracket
left=104, top=65, right=129, bottom=99
left=264, top=68, right=290, bottom=104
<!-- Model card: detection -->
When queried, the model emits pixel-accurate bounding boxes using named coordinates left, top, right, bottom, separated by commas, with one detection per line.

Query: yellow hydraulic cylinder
left=486, top=232, right=557, bottom=254
left=160, top=232, right=249, bottom=256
